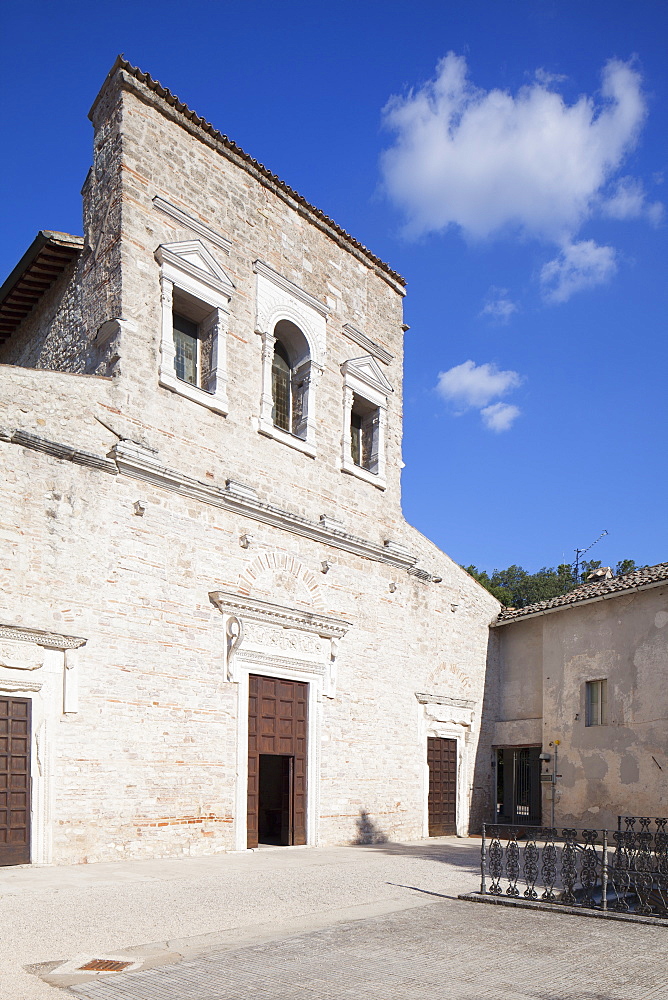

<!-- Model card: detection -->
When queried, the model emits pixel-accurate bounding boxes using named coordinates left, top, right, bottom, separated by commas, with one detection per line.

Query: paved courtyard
left=1, top=838, right=666, bottom=999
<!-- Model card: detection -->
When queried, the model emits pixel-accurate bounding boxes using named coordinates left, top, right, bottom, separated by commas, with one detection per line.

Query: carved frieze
left=0, top=638, right=43, bottom=670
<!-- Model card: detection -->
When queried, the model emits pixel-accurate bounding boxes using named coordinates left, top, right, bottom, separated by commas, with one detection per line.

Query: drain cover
left=77, top=959, right=132, bottom=972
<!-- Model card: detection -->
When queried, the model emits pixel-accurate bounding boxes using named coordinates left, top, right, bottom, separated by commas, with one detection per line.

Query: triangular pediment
left=156, top=240, right=235, bottom=294
left=342, top=355, right=394, bottom=395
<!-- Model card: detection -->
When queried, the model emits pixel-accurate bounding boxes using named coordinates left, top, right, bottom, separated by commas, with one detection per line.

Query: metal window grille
left=272, top=344, right=291, bottom=432
left=586, top=679, right=607, bottom=726
left=173, top=313, right=199, bottom=385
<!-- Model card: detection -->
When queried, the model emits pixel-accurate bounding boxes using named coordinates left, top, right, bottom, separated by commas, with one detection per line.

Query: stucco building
left=0, top=58, right=499, bottom=867
left=490, top=563, right=668, bottom=831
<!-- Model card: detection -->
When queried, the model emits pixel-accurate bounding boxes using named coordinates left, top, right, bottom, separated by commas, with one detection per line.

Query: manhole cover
left=77, top=959, right=132, bottom=972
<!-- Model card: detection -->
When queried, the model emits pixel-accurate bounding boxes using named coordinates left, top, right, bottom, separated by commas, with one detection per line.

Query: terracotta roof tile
left=492, top=562, right=668, bottom=625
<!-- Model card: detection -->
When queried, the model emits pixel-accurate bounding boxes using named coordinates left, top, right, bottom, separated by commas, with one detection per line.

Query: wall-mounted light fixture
left=389, top=581, right=397, bottom=593
left=240, top=533, right=253, bottom=549
left=321, top=561, right=331, bottom=574
left=133, top=501, right=146, bottom=516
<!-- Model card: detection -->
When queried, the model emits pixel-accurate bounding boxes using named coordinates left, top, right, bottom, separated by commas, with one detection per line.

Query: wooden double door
left=247, top=675, right=307, bottom=848
left=0, top=697, right=31, bottom=866
left=428, top=737, right=457, bottom=836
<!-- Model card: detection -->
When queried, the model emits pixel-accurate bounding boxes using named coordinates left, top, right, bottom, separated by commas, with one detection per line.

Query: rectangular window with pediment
left=341, top=355, right=392, bottom=490
left=156, top=240, right=234, bottom=415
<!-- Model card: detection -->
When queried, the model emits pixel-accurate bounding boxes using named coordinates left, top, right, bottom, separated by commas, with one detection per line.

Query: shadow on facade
left=353, top=809, right=389, bottom=845
left=469, top=625, right=499, bottom=832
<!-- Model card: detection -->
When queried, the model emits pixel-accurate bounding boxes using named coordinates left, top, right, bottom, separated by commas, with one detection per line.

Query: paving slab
left=2, top=838, right=666, bottom=999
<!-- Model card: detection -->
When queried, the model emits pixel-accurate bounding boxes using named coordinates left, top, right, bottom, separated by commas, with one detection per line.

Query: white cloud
left=601, top=176, right=664, bottom=225
left=540, top=240, right=618, bottom=303
left=480, top=288, right=518, bottom=323
left=381, top=54, right=661, bottom=302
left=381, top=54, right=648, bottom=243
left=436, top=360, right=522, bottom=410
left=481, top=402, right=521, bottom=432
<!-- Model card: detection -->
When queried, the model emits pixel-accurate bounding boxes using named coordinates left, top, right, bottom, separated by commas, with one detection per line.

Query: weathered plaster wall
left=495, top=588, right=668, bottom=831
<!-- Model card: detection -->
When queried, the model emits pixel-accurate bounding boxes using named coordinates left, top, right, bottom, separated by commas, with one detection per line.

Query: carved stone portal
left=209, top=589, right=349, bottom=697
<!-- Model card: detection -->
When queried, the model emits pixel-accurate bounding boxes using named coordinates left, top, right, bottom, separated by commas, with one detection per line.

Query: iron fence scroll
left=480, top=817, right=668, bottom=918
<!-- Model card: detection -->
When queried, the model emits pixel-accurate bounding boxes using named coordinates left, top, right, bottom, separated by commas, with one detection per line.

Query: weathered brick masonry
left=0, top=58, right=498, bottom=865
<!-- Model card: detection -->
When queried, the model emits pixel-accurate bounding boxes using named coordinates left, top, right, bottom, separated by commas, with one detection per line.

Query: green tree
left=462, top=557, right=644, bottom=607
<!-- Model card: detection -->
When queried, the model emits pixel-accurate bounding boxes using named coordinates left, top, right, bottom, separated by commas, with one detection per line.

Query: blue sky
left=1, top=1, right=666, bottom=574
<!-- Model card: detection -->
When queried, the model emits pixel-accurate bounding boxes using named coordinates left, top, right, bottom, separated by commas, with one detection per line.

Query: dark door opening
left=428, top=736, right=457, bottom=836
left=495, top=747, right=541, bottom=825
left=247, top=675, right=307, bottom=848
left=0, top=696, right=31, bottom=866
left=258, top=754, right=293, bottom=845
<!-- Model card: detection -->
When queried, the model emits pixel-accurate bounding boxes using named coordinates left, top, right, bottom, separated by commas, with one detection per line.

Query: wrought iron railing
left=479, top=817, right=668, bottom=918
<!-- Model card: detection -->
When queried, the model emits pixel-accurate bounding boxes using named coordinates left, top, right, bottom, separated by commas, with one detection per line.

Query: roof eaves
left=94, top=56, right=406, bottom=293
left=491, top=563, right=668, bottom=627
left=0, top=232, right=84, bottom=345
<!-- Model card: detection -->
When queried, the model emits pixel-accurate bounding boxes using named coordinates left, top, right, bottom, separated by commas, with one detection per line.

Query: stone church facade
left=0, top=58, right=498, bottom=866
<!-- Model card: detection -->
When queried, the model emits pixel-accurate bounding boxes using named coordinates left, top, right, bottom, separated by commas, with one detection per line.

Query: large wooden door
left=0, top=697, right=31, bottom=866
left=247, top=676, right=307, bottom=848
left=428, top=737, right=457, bottom=836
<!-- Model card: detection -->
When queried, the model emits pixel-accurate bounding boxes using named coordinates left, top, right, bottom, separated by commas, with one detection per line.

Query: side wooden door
left=0, top=697, right=31, bottom=866
left=428, top=736, right=457, bottom=836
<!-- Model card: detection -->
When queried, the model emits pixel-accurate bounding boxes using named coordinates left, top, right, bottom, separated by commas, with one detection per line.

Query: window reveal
left=350, top=397, right=378, bottom=472
left=268, top=321, right=311, bottom=441
left=585, top=679, right=607, bottom=726
left=173, top=313, right=199, bottom=385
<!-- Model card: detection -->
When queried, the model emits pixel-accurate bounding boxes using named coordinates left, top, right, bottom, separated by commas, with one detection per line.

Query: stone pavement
left=2, top=838, right=667, bottom=999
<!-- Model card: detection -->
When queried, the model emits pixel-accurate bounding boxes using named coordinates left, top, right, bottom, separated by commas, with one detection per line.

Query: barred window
left=272, top=342, right=291, bottom=432
left=268, top=321, right=311, bottom=441
left=585, top=679, right=607, bottom=726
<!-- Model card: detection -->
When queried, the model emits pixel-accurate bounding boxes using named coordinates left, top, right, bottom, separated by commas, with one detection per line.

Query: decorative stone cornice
left=6, top=431, right=425, bottom=573
left=342, top=324, right=393, bottom=366
left=253, top=260, right=328, bottom=317
left=341, top=356, right=394, bottom=397
left=152, top=196, right=232, bottom=255
left=9, top=430, right=117, bottom=474
left=155, top=241, right=235, bottom=298
left=209, top=589, right=350, bottom=639
left=415, top=691, right=477, bottom=711
left=111, top=441, right=418, bottom=570
left=0, top=623, right=87, bottom=650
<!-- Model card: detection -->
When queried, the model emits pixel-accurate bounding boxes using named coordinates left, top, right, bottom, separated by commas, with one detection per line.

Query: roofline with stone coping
left=90, top=56, right=406, bottom=294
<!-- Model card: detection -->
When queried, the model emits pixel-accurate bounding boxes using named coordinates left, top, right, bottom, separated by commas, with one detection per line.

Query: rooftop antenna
left=573, top=529, right=609, bottom=584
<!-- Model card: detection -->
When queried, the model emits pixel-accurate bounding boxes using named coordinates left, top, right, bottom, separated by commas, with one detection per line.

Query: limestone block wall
left=92, top=67, right=407, bottom=534
left=0, top=396, right=498, bottom=862
left=0, top=59, right=500, bottom=865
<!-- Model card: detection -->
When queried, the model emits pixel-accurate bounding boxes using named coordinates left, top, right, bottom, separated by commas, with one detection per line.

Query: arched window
left=270, top=320, right=310, bottom=440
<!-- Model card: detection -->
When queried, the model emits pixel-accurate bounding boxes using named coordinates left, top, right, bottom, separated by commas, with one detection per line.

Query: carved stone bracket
left=209, top=590, right=349, bottom=698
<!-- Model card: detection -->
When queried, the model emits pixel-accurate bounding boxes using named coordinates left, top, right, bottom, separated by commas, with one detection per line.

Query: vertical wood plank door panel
left=248, top=676, right=308, bottom=848
left=428, top=737, right=457, bottom=837
left=0, top=697, right=31, bottom=866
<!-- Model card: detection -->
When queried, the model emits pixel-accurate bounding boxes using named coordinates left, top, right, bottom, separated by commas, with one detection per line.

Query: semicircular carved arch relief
left=426, top=662, right=474, bottom=698
left=260, top=301, right=325, bottom=368
left=237, top=551, right=325, bottom=611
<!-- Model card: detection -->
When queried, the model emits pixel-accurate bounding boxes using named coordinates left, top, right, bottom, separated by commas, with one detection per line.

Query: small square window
left=585, top=679, right=607, bottom=726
